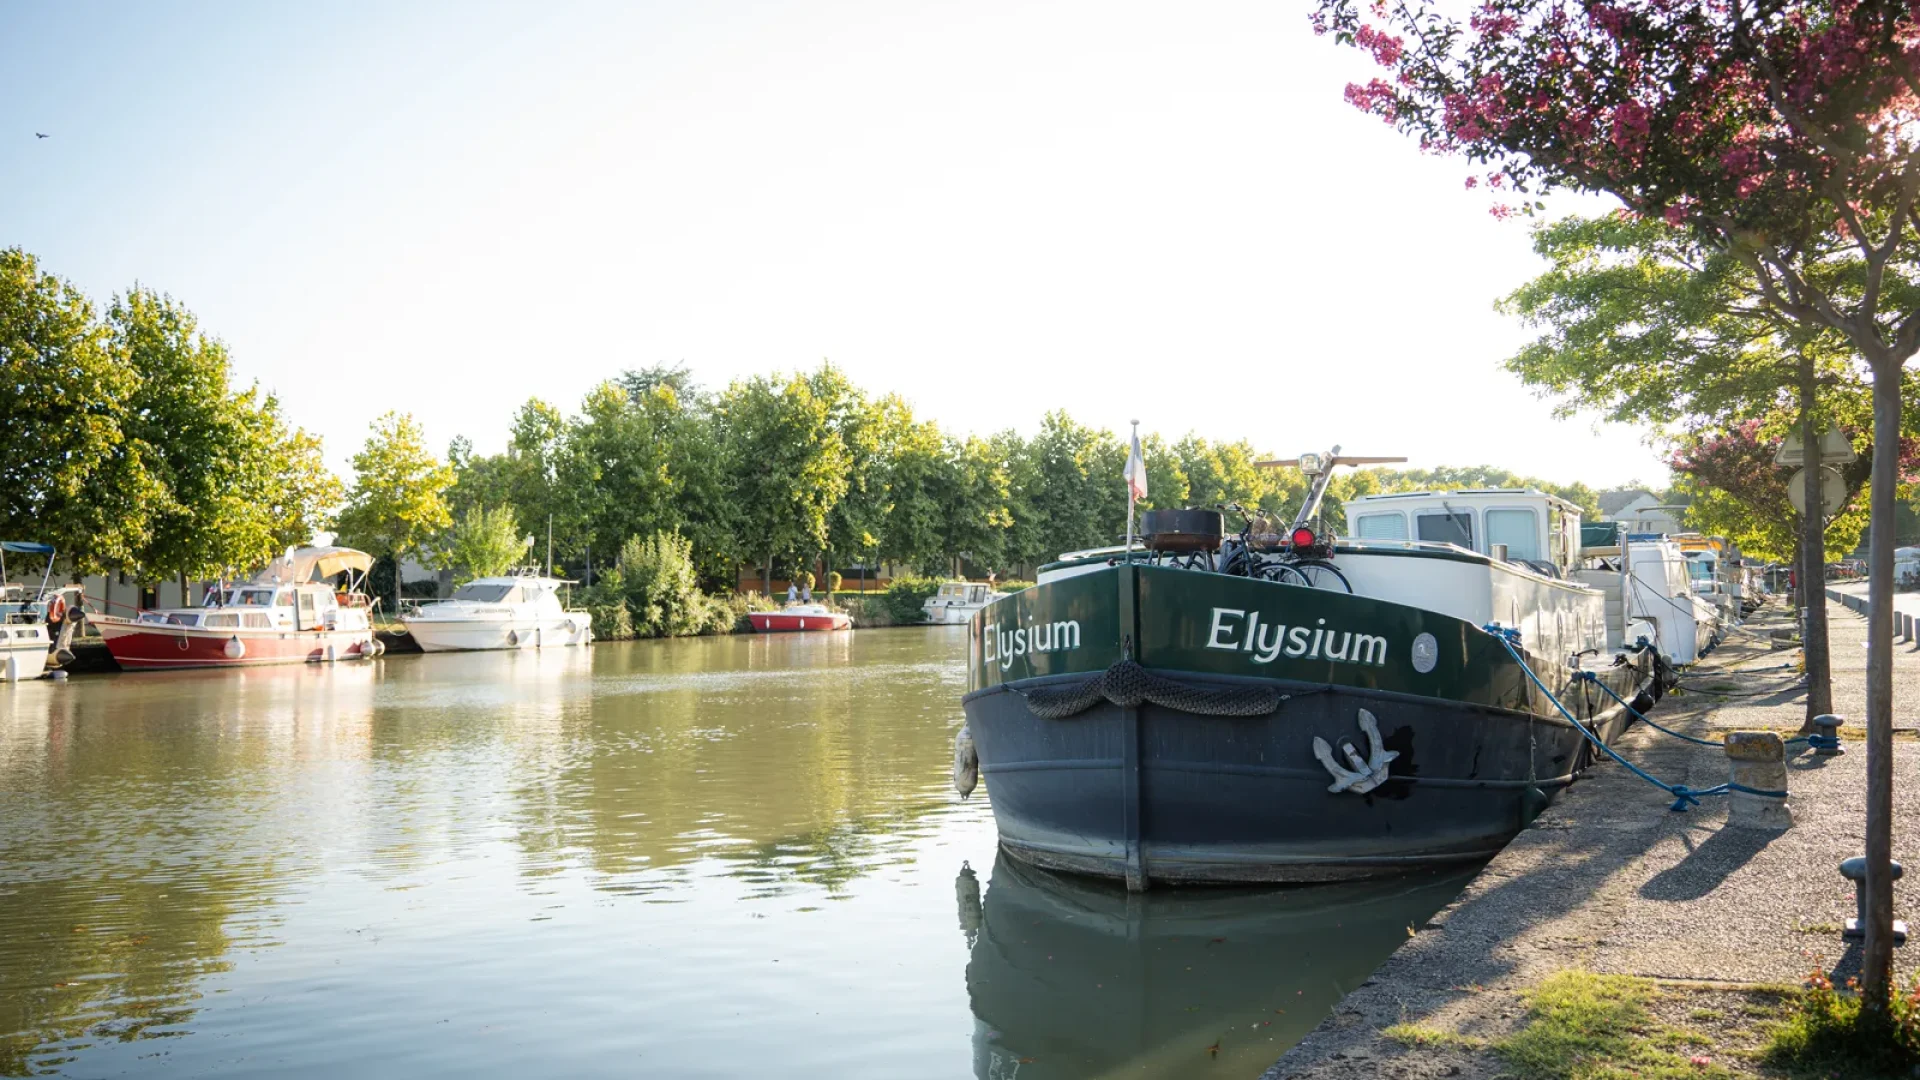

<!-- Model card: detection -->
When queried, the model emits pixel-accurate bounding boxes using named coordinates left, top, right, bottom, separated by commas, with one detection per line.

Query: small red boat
left=746, top=603, right=851, bottom=633
left=91, top=546, right=380, bottom=671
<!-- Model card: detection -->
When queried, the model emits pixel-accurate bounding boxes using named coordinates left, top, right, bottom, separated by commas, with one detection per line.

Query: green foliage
left=1763, top=971, right=1920, bottom=1077
left=882, top=576, right=941, bottom=623
left=721, top=371, right=851, bottom=588
left=438, top=504, right=527, bottom=583
left=336, top=412, right=455, bottom=604
left=0, top=253, right=155, bottom=572
left=1493, top=971, right=1735, bottom=1080
left=834, top=594, right=895, bottom=628
left=617, top=531, right=706, bottom=638
left=827, top=571, right=843, bottom=594
left=994, top=580, right=1035, bottom=593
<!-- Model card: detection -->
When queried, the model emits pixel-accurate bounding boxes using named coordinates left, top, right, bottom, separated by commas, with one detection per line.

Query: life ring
left=44, top=594, right=66, bottom=624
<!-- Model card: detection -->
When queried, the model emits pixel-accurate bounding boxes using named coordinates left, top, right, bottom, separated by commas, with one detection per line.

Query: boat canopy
left=0, top=541, right=55, bottom=555
left=253, top=546, right=375, bottom=584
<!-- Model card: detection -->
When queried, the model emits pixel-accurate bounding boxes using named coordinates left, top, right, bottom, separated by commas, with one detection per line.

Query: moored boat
left=958, top=449, right=1668, bottom=889
left=747, top=603, right=851, bottom=632
left=401, top=573, right=591, bottom=652
left=0, top=540, right=77, bottom=680
left=923, top=581, right=1008, bottom=625
left=91, top=546, right=378, bottom=671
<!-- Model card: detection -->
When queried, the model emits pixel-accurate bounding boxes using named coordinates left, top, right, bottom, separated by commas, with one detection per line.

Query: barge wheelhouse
left=959, top=456, right=1667, bottom=889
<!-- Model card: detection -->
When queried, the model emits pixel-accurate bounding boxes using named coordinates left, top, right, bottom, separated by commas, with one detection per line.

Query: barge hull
left=963, top=673, right=1624, bottom=884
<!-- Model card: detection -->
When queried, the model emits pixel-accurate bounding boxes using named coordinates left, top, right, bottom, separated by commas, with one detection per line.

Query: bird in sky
left=34, top=133, right=49, bottom=139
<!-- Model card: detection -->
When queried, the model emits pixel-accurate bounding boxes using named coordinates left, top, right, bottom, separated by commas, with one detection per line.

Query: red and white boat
left=91, top=546, right=380, bottom=671
left=746, top=603, right=851, bottom=633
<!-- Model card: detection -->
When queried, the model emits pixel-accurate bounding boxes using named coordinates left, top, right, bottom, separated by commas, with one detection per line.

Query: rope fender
left=1482, top=623, right=1785, bottom=811
left=1016, top=659, right=1285, bottom=720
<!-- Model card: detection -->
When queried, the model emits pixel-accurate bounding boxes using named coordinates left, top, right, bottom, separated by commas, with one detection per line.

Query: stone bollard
left=1724, top=731, right=1791, bottom=829
left=1839, top=856, right=1909, bottom=943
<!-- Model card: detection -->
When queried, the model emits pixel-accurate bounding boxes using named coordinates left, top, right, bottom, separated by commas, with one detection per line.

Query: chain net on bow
left=1017, top=659, right=1283, bottom=719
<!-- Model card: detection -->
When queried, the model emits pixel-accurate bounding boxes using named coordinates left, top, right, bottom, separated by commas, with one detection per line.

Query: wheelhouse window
left=1415, top=511, right=1474, bottom=548
left=237, top=589, right=275, bottom=606
left=243, top=613, right=272, bottom=629
left=204, top=613, right=238, bottom=629
left=451, top=583, right=516, bottom=603
left=165, top=613, right=200, bottom=626
left=1353, top=512, right=1408, bottom=541
left=1485, top=508, right=1541, bottom=561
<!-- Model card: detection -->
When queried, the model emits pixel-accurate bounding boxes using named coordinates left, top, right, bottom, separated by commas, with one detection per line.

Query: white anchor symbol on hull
left=1314, top=708, right=1399, bottom=794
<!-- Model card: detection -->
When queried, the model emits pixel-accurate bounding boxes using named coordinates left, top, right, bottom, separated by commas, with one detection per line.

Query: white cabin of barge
left=1342, top=488, right=1583, bottom=577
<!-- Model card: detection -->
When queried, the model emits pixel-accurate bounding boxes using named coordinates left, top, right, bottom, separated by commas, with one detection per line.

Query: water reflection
left=0, top=631, right=1476, bottom=1079
left=0, top=663, right=380, bottom=1076
left=961, top=855, right=1479, bottom=1079
left=506, top=631, right=964, bottom=891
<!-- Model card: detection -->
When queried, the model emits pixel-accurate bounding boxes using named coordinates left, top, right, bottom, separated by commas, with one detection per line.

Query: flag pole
left=1126, top=419, right=1139, bottom=563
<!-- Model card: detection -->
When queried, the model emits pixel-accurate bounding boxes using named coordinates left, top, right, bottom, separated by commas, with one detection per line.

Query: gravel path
left=1261, top=599, right=1920, bottom=1080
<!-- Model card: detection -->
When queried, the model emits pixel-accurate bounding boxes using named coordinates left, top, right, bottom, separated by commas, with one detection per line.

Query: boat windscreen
left=451, top=583, right=516, bottom=603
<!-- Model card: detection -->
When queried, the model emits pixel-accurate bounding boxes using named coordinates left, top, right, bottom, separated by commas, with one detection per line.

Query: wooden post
left=1863, top=361, right=1899, bottom=1012
left=1799, top=354, right=1833, bottom=727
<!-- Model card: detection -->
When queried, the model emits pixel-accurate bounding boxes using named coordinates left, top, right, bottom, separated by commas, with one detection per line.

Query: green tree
left=717, top=373, right=849, bottom=594
left=112, top=287, right=304, bottom=590
left=438, top=504, right=527, bottom=583
left=936, top=435, right=1012, bottom=575
left=336, top=412, right=455, bottom=610
left=0, top=249, right=159, bottom=571
left=245, top=394, right=342, bottom=551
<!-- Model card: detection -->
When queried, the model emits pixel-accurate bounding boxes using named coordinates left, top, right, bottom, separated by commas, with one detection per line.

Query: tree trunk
left=762, top=555, right=772, bottom=598
left=1862, top=360, right=1900, bottom=1014
left=1799, top=358, right=1833, bottom=729
left=392, top=550, right=404, bottom=616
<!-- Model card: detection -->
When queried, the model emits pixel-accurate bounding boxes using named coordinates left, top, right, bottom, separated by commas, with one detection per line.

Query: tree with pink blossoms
left=1314, top=0, right=1920, bottom=1010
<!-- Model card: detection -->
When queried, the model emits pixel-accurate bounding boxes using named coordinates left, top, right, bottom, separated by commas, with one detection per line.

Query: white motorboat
left=923, top=581, right=1008, bottom=624
left=402, top=574, right=591, bottom=652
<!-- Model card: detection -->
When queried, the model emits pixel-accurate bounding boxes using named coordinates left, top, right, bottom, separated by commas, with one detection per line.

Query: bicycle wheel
left=1289, top=560, right=1353, bottom=593
left=1255, top=561, right=1309, bottom=587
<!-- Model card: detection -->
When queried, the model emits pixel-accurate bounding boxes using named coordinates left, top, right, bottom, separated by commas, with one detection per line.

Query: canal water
left=0, top=629, right=1474, bottom=1079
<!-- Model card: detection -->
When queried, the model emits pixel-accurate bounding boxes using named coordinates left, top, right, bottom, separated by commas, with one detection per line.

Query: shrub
left=401, top=579, right=441, bottom=599
left=883, top=576, right=941, bottom=623
left=702, top=592, right=756, bottom=635
left=796, top=570, right=815, bottom=591
left=995, top=580, right=1035, bottom=594
left=838, top=595, right=896, bottom=628
left=587, top=599, right=635, bottom=641
left=618, top=531, right=706, bottom=637
left=827, top=571, right=843, bottom=594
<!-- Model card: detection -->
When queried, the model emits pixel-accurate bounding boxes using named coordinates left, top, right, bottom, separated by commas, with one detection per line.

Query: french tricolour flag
left=1125, top=429, right=1148, bottom=503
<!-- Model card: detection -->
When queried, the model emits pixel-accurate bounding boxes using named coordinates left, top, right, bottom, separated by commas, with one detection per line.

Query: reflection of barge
left=960, top=451, right=1667, bottom=889
left=960, top=854, right=1478, bottom=1079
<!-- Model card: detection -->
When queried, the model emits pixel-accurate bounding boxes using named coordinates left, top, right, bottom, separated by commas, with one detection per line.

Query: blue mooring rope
left=1481, top=623, right=1787, bottom=811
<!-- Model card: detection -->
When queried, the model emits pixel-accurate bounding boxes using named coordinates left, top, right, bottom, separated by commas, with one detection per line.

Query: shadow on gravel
left=1637, top=826, right=1778, bottom=902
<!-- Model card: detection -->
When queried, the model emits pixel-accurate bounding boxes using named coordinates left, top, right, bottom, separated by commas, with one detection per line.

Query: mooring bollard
left=1724, top=731, right=1791, bottom=829
left=1839, top=856, right=1909, bottom=943
left=1810, top=714, right=1845, bottom=755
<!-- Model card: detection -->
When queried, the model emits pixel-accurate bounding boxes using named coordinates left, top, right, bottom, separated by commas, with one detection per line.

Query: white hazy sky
left=1, top=0, right=1672, bottom=490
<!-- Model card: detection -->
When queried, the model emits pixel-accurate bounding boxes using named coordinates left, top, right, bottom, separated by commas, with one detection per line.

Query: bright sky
left=2, top=0, right=1672, bottom=491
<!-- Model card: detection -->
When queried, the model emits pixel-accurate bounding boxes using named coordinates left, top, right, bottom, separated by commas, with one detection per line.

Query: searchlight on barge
left=957, top=448, right=1673, bottom=890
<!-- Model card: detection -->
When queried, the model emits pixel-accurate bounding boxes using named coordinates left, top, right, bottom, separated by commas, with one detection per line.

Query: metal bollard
left=1724, top=731, right=1791, bottom=829
left=1839, top=856, right=1909, bottom=943
left=1810, top=714, right=1845, bottom=755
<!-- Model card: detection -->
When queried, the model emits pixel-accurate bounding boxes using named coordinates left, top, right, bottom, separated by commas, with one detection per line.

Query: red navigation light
left=1291, top=527, right=1315, bottom=548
